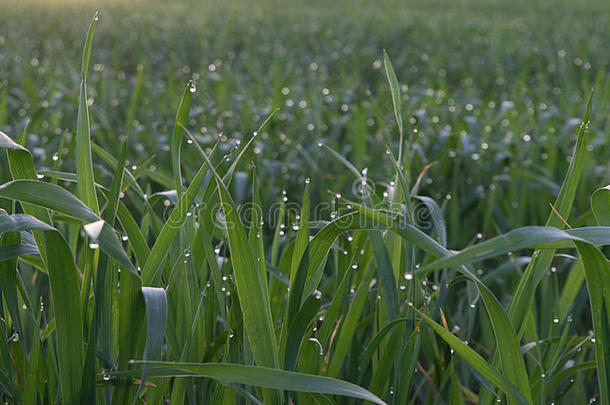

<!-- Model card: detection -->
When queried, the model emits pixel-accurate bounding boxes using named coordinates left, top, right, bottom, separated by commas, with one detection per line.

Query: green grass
left=0, top=0, right=609, bottom=403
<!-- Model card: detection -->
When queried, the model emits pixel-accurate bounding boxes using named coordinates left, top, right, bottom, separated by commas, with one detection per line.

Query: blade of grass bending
left=574, top=242, right=610, bottom=404
left=0, top=180, right=137, bottom=275
left=113, top=362, right=386, bottom=404
left=76, top=12, right=100, bottom=214
left=409, top=304, right=529, bottom=404
left=0, top=213, right=54, bottom=233
left=419, top=225, right=610, bottom=274
left=592, top=185, right=610, bottom=226
left=0, top=244, right=40, bottom=261
left=170, top=81, right=194, bottom=195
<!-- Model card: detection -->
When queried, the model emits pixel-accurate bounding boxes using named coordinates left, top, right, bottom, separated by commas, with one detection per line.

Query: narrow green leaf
left=574, top=242, right=610, bottom=404
left=76, top=12, right=100, bottom=214
left=383, top=50, right=404, bottom=162
left=114, top=362, right=387, bottom=405
left=170, top=81, right=194, bottom=194
left=410, top=305, right=529, bottom=405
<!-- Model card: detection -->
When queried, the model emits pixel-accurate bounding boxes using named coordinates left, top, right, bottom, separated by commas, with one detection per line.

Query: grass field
left=0, top=0, right=609, bottom=403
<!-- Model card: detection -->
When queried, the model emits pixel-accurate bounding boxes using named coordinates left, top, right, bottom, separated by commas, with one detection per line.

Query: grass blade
left=113, top=362, right=387, bottom=404
left=76, top=12, right=100, bottom=214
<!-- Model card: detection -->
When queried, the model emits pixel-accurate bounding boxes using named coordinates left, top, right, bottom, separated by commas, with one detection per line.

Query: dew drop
left=122, top=235, right=129, bottom=241
left=553, top=317, right=559, bottom=324
left=52, top=154, right=59, bottom=161
left=404, top=273, right=414, bottom=281
left=102, top=370, right=110, bottom=381
left=189, top=82, right=196, bottom=93
left=313, top=290, right=322, bottom=299
left=10, top=333, right=19, bottom=342
left=93, top=12, right=99, bottom=22
left=37, top=174, right=44, bottom=179
left=89, top=242, right=99, bottom=249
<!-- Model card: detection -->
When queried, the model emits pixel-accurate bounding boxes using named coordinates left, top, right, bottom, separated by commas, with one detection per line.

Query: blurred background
left=0, top=0, right=609, bottom=247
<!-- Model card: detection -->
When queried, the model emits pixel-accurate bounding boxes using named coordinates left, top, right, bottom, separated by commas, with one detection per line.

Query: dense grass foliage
left=0, top=0, right=609, bottom=403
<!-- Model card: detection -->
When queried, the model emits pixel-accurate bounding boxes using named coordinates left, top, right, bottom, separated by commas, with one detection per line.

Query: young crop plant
left=0, top=10, right=609, bottom=405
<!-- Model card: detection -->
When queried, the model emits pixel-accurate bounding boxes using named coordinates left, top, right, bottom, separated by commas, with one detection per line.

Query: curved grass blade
left=383, top=50, right=404, bottom=162
left=0, top=180, right=137, bottom=275
left=0, top=213, right=53, bottom=232
left=113, top=362, right=387, bottom=404
left=409, top=304, right=529, bottom=405
left=420, top=225, right=610, bottom=274
left=592, top=185, right=610, bottom=226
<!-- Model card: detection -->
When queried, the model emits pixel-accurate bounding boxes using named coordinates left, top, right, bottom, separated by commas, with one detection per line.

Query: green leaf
left=0, top=213, right=54, bottom=233
left=76, top=12, right=100, bottom=214
left=196, top=143, right=279, bottom=376
left=592, top=185, right=610, bottom=226
left=170, top=81, right=194, bottom=194
left=574, top=242, right=610, bottom=404
left=113, top=362, right=387, bottom=404
left=0, top=180, right=137, bottom=275
left=420, top=225, right=610, bottom=274
left=409, top=304, right=529, bottom=405
left=383, top=50, right=404, bottom=161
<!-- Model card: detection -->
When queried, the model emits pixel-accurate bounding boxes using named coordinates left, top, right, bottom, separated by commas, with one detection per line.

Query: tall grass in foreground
left=0, top=13, right=609, bottom=405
